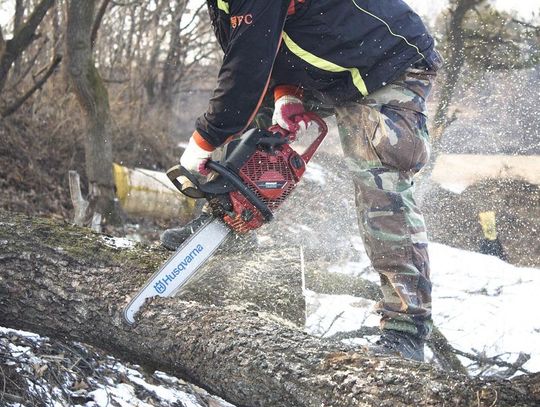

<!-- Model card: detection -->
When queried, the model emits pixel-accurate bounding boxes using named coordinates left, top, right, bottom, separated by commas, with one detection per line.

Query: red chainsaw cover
left=223, top=144, right=306, bottom=233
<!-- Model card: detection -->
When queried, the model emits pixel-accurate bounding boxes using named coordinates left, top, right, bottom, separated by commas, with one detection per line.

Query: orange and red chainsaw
left=124, top=113, right=327, bottom=324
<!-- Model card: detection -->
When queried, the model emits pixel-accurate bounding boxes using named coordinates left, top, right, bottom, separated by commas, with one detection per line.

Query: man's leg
left=335, top=69, right=435, bottom=358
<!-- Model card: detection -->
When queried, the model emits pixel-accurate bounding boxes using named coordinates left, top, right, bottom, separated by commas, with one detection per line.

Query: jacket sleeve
left=195, top=0, right=289, bottom=148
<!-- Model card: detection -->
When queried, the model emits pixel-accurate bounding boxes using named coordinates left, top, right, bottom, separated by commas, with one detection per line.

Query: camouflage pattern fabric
left=334, top=65, right=438, bottom=338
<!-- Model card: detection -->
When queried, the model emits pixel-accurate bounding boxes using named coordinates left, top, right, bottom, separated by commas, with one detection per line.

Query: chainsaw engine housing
left=218, top=128, right=306, bottom=232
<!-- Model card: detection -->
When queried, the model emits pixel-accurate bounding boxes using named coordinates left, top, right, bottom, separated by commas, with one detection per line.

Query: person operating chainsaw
left=161, top=0, right=442, bottom=363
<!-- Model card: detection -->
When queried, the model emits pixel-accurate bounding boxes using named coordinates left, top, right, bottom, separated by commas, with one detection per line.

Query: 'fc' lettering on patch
left=231, top=14, right=253, bottom=29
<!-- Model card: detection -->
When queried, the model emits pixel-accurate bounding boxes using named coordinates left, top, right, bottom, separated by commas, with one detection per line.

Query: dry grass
left=0, top=78, right=180, bottom=220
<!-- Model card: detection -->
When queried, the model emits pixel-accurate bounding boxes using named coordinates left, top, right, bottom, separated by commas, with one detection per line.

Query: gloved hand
left=272, top=85, right=308, bottom=133
left=180, top=132, right=214, bottom=176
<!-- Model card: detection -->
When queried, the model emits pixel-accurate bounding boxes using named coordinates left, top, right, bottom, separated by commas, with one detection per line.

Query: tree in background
left=432, top=0, right=487, bottom=138
left=91, top=0, right=218, bottom=127
left=0, top=0, right=60, bottom=117
left=432, top=0, right=540, bottom=142
left=66, top=0, right=122, bottom=226
left=0, top=0, right=220, bottom=220
left=462, top=6, right=540, bottom=71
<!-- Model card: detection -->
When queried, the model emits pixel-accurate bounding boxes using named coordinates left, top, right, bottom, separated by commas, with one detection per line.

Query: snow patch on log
left=101, top=235, right=136, bottom=250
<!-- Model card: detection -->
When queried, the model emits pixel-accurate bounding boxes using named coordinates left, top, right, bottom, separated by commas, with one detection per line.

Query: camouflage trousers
left=334, top=65, right=437, bottom=338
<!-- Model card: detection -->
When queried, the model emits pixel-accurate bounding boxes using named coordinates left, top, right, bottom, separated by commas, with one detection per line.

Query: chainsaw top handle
left=167, top=162, right=274, bottom=222
left=166, top=165, right=206, bottom=199
left=297, top=111, right=328, bottom=164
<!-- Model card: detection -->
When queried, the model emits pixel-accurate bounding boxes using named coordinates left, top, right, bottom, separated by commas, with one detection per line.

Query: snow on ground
left=305, top=242, right=540, bottom=374
left=0, top=326, right=234, bottom=407
left=306, top=290, right=379, bottom=339
left=100, top=235, right=136, bottom=250
left=430, top=243, right=540, bottom=373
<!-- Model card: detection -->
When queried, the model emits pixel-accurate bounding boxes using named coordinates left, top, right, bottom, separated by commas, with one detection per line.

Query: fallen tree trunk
left=0, top=211, right=539, bottom=406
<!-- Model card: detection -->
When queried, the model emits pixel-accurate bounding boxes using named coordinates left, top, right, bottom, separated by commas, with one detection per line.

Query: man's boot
left=365, top=329, right=425, bottom=362
left=160, top=213, right=258, bottom=252
left=160, top=213, right=212, bottom=251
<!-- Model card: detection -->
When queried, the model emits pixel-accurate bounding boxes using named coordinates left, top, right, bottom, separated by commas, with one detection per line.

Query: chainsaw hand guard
left=166, top=165, right=206, bottom=199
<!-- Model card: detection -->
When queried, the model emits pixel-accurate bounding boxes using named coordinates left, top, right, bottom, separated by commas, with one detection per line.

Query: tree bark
left=65, top=0, right=122, bottom=226
left=12, top=0, right=25, bottom=77
left=0, top=26, right=5, bottom=63
left=159, top=0, right=186, bottom=108
left=91, top=0, right=112, bottom=49
left=0, top=211, right=539, bottom=407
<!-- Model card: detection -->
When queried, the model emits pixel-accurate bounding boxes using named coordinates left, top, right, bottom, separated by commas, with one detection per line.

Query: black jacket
left=196, top=0, right=435, bottom=148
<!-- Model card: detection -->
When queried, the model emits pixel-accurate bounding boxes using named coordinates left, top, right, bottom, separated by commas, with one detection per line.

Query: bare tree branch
left=12, top=0, right=25, bottom=76
left=0, top=0, right=55, bottom=93
left=512, top=18, right=540, bottom=31
left=91, top=0, right=112, bottom=48
left=453, top=348, right=531, bottom=377
left=8, top=36, right=47, bottom=91
left=1, top=54, right=62, bottom=117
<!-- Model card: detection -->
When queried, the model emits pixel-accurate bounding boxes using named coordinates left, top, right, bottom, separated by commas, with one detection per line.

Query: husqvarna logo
left=154, top=280, right=167, bottom=294
left=153, top=244, right=204, bottom=294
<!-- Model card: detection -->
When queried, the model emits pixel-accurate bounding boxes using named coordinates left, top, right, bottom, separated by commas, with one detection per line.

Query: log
left=431, top=154, right=540, bottom=193
left=303, top=259, right=381, bottom=299
left=0, top=211, right=539, bottom=407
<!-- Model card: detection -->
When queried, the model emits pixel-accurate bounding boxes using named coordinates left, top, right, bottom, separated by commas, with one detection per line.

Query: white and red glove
left=180, top=131, right=215, bottom=176
left=272, top=85, right=308, bottom=133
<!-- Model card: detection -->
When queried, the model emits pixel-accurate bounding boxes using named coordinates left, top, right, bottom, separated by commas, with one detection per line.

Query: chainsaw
left=123, top=112, right=328, bottom=324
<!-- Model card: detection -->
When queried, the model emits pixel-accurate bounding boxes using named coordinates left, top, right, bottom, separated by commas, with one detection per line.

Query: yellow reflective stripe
left=282, top=31, right=368, bottom=96
left=217, top=0, right=229, bottom=14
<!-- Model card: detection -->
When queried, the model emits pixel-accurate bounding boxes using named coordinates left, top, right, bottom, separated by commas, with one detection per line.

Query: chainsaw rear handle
left=266, top=112, right=328, bottom=161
